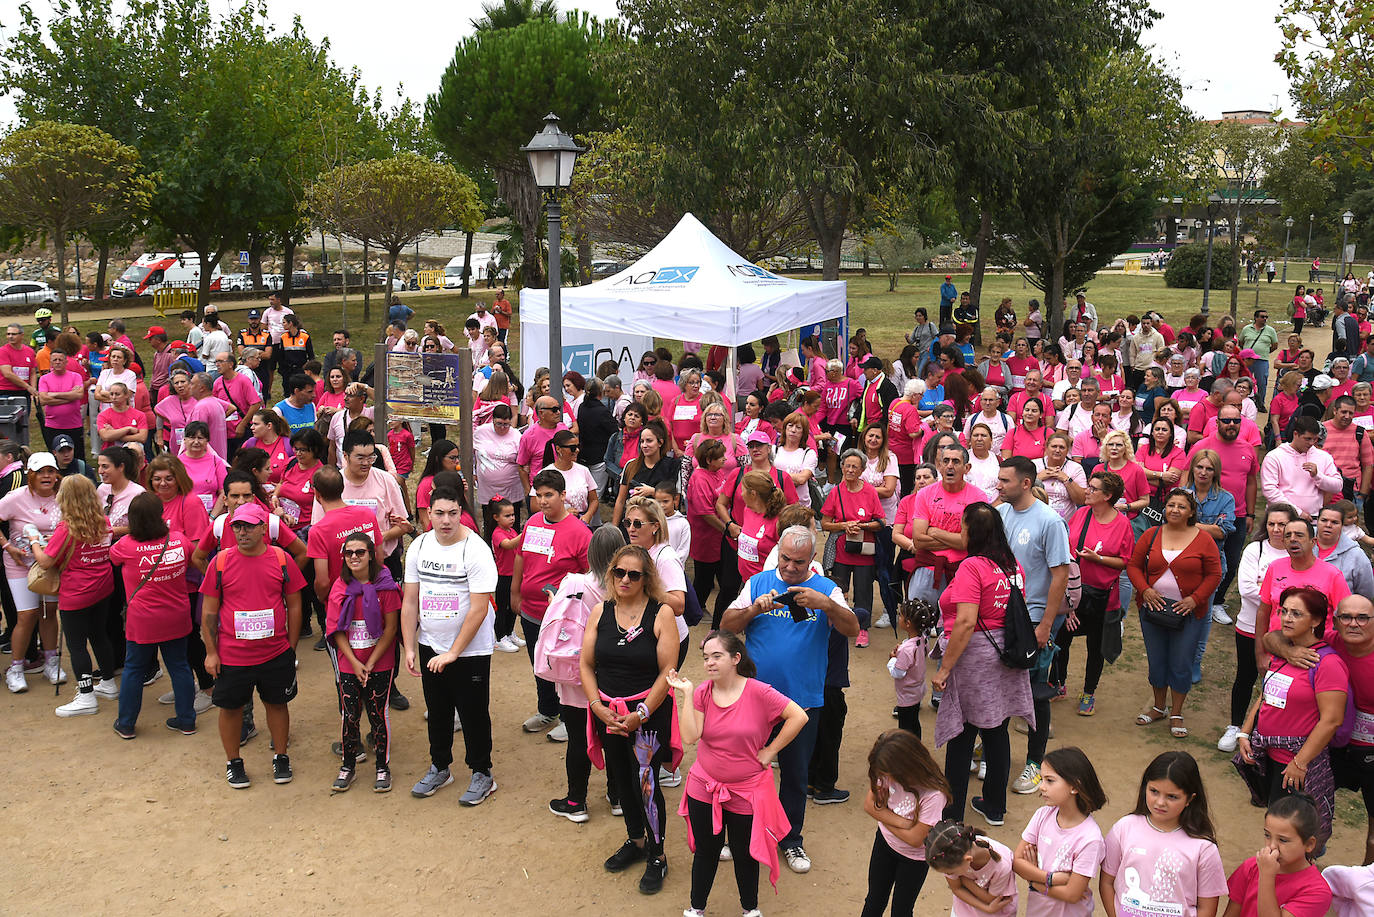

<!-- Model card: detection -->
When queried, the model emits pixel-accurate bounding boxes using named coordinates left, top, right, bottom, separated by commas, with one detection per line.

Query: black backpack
left=976, top=571, right=1039, bottom=670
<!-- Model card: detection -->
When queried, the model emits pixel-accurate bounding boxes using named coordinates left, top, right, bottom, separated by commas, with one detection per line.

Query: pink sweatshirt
left=1259, top=443, right=1343, bottom=517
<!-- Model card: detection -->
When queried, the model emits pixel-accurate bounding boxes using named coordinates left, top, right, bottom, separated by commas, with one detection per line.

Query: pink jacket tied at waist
left=585, top=687, right=684, bottom=773
left=678, top=768, right=791, bottom=890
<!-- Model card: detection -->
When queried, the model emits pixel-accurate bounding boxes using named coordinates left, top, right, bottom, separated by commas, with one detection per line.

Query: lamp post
left=522, top=112, right=584, bottom=405
left=1306, top=213, right=1314, bottom=261
left=1282, top=216, right=1294, bottom=283
left=1337, top=209, right=1355, bottom=297
left=1202, top=217, right=1224, bottom=318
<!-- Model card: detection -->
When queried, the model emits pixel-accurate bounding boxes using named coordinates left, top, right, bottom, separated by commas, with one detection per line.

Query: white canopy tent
left=519, top=213, right=847, bottom=350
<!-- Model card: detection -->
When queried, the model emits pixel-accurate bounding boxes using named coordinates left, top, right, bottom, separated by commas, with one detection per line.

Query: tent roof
left=519, top=213, right=846, bottom=348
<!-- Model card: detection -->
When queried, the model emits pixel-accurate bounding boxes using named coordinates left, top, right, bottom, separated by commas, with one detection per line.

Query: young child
left=888, top=598, right=931, bottom=737
left=1013, top=746, right=1107, bottom=916
left=1322, top=862, right=1374, bottom=917
left=1223, top=795, right=1332, bottom=917
left=655, top=482, right=691, bottom=561
left=926, top=819, right=1018, bottom=917
left=861, top=730, right=951, bottom=917
left=488, top=498, right=521, bottom=653
left=1101, top=751, right=1226, bottom=917
left=1335, top=499, right=1374, bottom=551
left=386, top=419, right=416, bottom=479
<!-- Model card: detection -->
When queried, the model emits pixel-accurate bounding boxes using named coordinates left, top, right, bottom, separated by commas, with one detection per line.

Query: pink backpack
left=534, top=574, right=600, bottom=686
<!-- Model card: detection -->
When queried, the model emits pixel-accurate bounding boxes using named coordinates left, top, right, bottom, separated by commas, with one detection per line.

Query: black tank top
left=593, top=599, right=662, bottom=698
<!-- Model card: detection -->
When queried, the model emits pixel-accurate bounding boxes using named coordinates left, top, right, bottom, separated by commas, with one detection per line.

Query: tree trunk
left=281, top=236, right=296, bottom=304
left=495, top=163, right=544, bottom=289
left=362, top=239, right=372, bottom=324
left=968, top=209, right=993, bottom=346
left=1229, top=196, right=1243, bottom=318
left=382, top=250, right=401, bottom=343
left=196, top=250, right=216, bottom=312
left=862, top=246, right=870, bottom=277
left=461, top=231, right=474, bottom=298
left=95, top=243, right=111, bottom=307
left=54, top=229, right=69, bottom=325
left=1048, top=257, right=1066, bottom=344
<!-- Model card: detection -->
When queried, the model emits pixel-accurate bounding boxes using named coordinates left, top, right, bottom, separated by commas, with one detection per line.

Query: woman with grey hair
left=820, top=448, right=885, bottom=648
left=667, top=368, right=706, bottom=455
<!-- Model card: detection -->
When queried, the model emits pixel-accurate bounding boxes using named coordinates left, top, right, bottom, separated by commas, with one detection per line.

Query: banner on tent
left=519, top=324, right=655, bottom=388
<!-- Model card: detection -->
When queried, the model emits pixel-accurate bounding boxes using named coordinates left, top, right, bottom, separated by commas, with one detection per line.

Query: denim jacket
left=1186, top=484, right=1236, bottom=576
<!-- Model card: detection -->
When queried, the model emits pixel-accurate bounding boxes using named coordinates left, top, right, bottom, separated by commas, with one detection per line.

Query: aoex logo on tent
left=611, top=265, right=698, bottom=287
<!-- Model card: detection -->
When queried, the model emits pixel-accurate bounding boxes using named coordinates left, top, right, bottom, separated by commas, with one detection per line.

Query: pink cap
left=1237, top=348, right=1258, bottom=360
left=231, top=503, right=269, bottom=526
left=745, top=430, right=774, bottom=446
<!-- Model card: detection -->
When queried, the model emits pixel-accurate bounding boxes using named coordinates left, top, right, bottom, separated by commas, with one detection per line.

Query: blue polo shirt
left=274, top=398, right=317, bottom=434
left=741, top=569, right=847, bottom=709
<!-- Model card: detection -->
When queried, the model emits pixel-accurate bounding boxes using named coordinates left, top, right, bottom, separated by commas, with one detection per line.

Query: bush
left=1164, top=242, right=1235, bottom=289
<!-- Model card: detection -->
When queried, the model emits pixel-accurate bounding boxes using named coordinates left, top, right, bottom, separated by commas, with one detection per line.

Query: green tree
left=471, top=0, right=558, bottom=30
left=1198, top=120, right=1283, bottom=316
left=0, top=121, right=153, bottom=322
left=427, top=15, right=608, bottom=289
left=308, top=154, right=484, bottom=339
left=1278, top=0, right=1374, bottom=171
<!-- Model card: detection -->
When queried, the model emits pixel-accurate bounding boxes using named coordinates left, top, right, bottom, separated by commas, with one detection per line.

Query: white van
left=444, top=249, right=501, bottom=288
left=110, top=252, right=223, bottom=297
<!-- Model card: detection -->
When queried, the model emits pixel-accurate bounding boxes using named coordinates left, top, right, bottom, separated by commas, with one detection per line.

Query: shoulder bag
left=1138, top=527, right=1185, bottom=631
left=27, top=535, right=76, bottom=598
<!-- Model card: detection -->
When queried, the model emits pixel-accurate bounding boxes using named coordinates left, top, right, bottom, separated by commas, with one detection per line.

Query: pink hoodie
left=1260, top=442, right=1343, bottom=516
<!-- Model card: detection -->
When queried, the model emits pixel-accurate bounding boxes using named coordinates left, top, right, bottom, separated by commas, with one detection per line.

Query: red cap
left=143, top=326, right=166, bottom=340
left=168, top=341, right=192, bottom=353
left=944, top=274, right=952, bottom=280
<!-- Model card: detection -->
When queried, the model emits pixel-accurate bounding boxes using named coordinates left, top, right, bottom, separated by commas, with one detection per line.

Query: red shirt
left=516, top=512, right=591, bottom=621
left=275, top=459, right=317, bottom=531
left=821, top=481, right=885, bottom=566
left=46, top=521, right=114, bottom=609
left=387, top=427, right=416, bottom=475
left=110, top=533, right=195, bottom=644
left=200, top=546, right=308, bottom=666
left=307, top=504, right=383, bottom=586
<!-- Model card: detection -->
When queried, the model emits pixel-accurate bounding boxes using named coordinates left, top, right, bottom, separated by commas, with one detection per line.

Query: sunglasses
left=538, top=405, right=559, bottom=413
left=627, top=519, right=648, bottom=529
left=559, top=442, right=580, bottom=451
left=342, top=548, right=370, bottom=558
left=611, top=567, right=644, bottom=582
left=1217, top=418, right=1241, bottom=425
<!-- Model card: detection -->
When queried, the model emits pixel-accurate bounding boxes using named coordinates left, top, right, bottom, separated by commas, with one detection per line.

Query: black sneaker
left=604, top=839, right=646, bottom=873
left=638, top=857, right=667, bottom=895
left=812, top=787, right=851, bottom=805
left=374, top=769, right=392, bottom=793
left=389, top=690, right=410, bottom=711
left=165, top=717, right=196, bottom=735
left=970, top=796, right=1005, bottom=827
left=330, top=741, right=367, bottom=764
left=331, top=767, right=355, bottom=793
left=272, top=753, right=293, bottom=785
left=313, top=635, right=327, bottom=651
left=549, top=797, right=589, bottom=823
left=226, top=758, right=250, bottom=789
left=239, top=724, right=258, bottom=747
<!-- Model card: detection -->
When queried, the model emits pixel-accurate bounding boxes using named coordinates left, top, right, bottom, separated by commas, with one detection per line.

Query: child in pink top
left=1322, top=863, right=1374, bottom=917
left=1101, top=751, right=1226, bottom=917
left=927, top=821, right=1018, bottom=917
left=1013, top=747, right=1107, bottom=917
left=887, top=600, right=928, bottom=737
left=386, top=420, right=415, bottom=477
left=1224, top=795, right=1332, bottom=917
left=488, top=499, right=520, bottom=647
left=861, top=730, right=951, bottom=917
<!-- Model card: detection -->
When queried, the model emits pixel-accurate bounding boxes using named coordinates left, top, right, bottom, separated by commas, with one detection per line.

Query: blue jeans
left=1118, top=567, right=1134, bottom=614
left=773, top=706, right=820, bottom=849
left=1139, top=609, right=1209, bottom=696
left=1252, top=359, right=1269, bottom=407
left=116, top=636, right=195, bottom=732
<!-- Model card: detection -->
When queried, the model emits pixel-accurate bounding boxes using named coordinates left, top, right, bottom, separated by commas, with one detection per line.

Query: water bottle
left=22, top=524, right=44, bottom=549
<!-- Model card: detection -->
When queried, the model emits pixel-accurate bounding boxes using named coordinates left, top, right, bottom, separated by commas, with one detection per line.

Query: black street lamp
left=1337, top=209, right=1355, bottom=297
left=1282, top=216, right=1294, bottom=283
left=1306, top=213, right=1314, bottom=260
left=522, top=112, right=584, bottom=405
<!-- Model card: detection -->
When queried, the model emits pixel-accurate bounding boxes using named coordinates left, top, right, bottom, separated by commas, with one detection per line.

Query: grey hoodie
left=1320, top=535, right=1374, bottom=602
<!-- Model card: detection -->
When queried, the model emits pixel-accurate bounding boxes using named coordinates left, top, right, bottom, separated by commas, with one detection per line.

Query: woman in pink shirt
left=1000, top=399, right=1050, bottom=461
left=684, top=402, right=747, bottom=478
left=178, top=421, right=229, bottom=515
left=686, top=440, right=730, bottom=626
left=316, top=366, right=348, bottom=418
left=1135, top=419, right=1186, bottom=492
left=0, top=454, right=62, bottom=693
left=243, top=409, right=292, bottom=483
left=668, top=630, right=806, bottom=917
left=664, top=368, right=701, bottom=450
left=733, top=471, right=782, bottom=583
left=822, top=450, right=886, bottom=647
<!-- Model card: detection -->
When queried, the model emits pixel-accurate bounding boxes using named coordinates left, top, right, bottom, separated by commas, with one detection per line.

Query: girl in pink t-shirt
left=1013, top=747, right=1107, bottom=917
left=928, top=821, right=1018, bottom=916
left=1223, top=795, right=1332, bottom=917
left=861, top=729, right=951, bottom=917
left=888, top=600, right=929, bottom=736
left=488, top=499, right=521, bottom=650
left=1102, top=751, right=1226, bottom=917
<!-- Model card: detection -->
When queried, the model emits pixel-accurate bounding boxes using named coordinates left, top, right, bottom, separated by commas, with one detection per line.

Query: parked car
left=368, top=271, right=405, bottom=292
left=0, top=280, right=59, bottom=305
left=221, top=272, right=257, bottom=291
left=590, top=259, right=630, bottom=279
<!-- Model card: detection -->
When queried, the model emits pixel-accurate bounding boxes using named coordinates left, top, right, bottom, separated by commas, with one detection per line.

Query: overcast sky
left=0, top=0, right=1295, bottom=127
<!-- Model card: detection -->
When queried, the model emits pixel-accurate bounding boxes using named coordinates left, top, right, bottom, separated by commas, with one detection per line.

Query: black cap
left=939, top=323, right=956, bottom=335
left=52, top=434, right=75, bottom=451
left=860, top=355, right=883, bottom=370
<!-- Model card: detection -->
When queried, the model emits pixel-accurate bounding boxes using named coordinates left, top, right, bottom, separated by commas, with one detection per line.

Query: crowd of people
left=6, top=277, right=1374, bottom=915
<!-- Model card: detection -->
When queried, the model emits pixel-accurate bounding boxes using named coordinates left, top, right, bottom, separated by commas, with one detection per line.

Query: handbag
left=27, top=535, right=75, bottom=597
left=1138, top=477, right=1168, bottom=528
left=1137, top=529, right=1186, bottom=630
left=976, top=574, right=1038, bottom=670
left=837, top=486, right=876, bottom=556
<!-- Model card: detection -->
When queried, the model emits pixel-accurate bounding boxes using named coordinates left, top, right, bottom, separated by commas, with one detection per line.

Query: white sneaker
left=94, top=679, right=119, bottom=698
left=659, top=766, right=682, bottom=788
left=977, top=760, right=987, bottom=781
left=6, top=663, right=27, bottom=693
left=1218, top=724, right=1241, bottom=753
left=512, top=633, right=527, bottom=647
left=1012, top=762, right=1042, bottom=795
left=494, top=635, right=521, bottom=653
left=193, top=690, right=214, bottom=714
left=782, top=845, right=811, bottom=874
left=158, top=689, right=176, bottom=705
left=43, top=657, right=66, bottom=686
left=719, top=844, right=732, bottom=861
left=546, top=721, right=568, bottom=743
left=873, top=613, right=891, bottom=630
left=143, top=667, right=163, bottom=686
left=56, top=691, right=98, bottom=717
left=454, top=711, right=463, bottom=732
left=523, top=712, right=558, bottom=733
left=1211, top=604, right=1233, bottom=625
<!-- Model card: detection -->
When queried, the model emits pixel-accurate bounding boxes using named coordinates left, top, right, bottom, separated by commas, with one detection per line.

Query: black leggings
left=494, top=576, right=514, bottom=641
left=692, top=556, right=726, bottom=628
left=943, top=720, right=1011, bottom=821
left=710, top=540, right=743, bottom=628
left=595, top=706, right=670, bottom=858
left=61, top=596, right=117, bottom=691
left=686, top=795, right=759, bottom=912
left=1053, top=601, right=1107, bottom=694
left=1294, top=317, right=1304, bottom=334
left=831, top=561, right=876, bottom=620
left=561, top=703, right=592, bottom=804
left=339, top=668, right=392, bottom=769
left=861, top=828, right=931, bottom=917
left=1231, top=631, right=1260, bottom=727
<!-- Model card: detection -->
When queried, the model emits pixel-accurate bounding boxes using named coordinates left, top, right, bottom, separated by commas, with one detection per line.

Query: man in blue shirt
left=274, top=373, right=317, bottom=434
left=938, top=275, right=958, bottom=328
left=723, top=526, right=858, bottom=877
left=996, top=457, right=1072, bottom=806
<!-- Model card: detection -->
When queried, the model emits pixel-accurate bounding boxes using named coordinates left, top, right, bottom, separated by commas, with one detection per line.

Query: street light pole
left=1282, top=216, right=1294, bottom=283
left=1201, top=218, right=1216, bottom=319
left=1306, top=213, right=1314, bottom=260
left=1338, top=209, right=1355, bottom=298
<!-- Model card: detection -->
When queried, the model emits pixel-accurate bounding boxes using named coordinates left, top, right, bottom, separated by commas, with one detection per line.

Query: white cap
left=1312, top=373, right=1335, bottom=391
left=26, top=452, right=57, bottom=472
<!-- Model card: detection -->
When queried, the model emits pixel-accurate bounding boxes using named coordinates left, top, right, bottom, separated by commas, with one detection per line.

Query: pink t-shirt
left=668, top=394, right=703, bottom=445
left=155, top=394, right=196, bottom=450
left=686, top=678, right=790, bottom=813
left=876, top=778, right=947, bottom=861
left=687, top=465, right=728, bottom=564
left=1190, top=436, right=1261, bottom=516
left=37, top=369, right=84, bottom=428
left=951, top=835, right=1019, bottom=917
left=735, top=507, right=778, bottom=581
left=0, top=486, right=58, bottom=579
left=308, top=504, right=383, bottom=587
left=244, top=435, right=292, bottom=483
left=96, top=481, right=145, bottom=531
left=1101, top=815, right=1226, bottom=917
left=1006, top=356, right=1037, bottom=390
left=97, top=406, right=148, bottom=439
left=892, top=636, right=926, bottom=706
left=326, top=580, right=400, bottom=675
left=1003, top=423, right=1050, bottom=460
left=1257, top=651, right=1349, bottom=762
left=821, top=481, right=885, bottom=566
left=516, top=512, right=591, bottom=621
left=1321, top=864, right=1374, bottom=917
left=213, top=371, right=260, bottom=422
left=1226, top=859, right=1331, bottom=917
left=1134, top=443, right=1186, bottom=477
left=887, top=400, right=922, bottom=463
left=309, top=467, right=408, bottom=556
left=1259, top=558, right=1351, bottom=631
left=473, top=424, right=523, bottom=505
left=939, top=556, right=1017, bottom=636
left=818, top=378, right=859, bottom=424
left=1021, top=805, right=1106, bottom=917
left=274, top=459, right=315, bottom=531
left=45, top=521, right=114, bottom=609
left=1067, top=508, right=1135, bottom=606
left=491, top=525, right=518, bottom=576
left=0, top=343, right=36, bottom=390
left=517, top=422, right=567, bottom=481
left=1329, top=630, right=1374, bottom=746
left=1108, top=461, right=1149, bottom=518
left=159, top=494, right=211, bottom=547
left=110, top=533, right=194, bottom=644
left=200, top=546, right=308, bottom=666
left=188, top=395, right=232, bottom=459
left=652, top=378, right=681, bottom=412
left=906, top=480, right=990, bottom=562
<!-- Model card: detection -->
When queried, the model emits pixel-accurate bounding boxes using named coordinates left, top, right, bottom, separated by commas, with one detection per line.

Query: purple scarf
left=328, top=568, right=398, bottom=640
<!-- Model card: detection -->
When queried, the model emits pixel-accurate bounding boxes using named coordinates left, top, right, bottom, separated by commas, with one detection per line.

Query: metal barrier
left=152, top=286, right=197, bottom=317
left=416, top=269, right=446, bottom=290
left=1123, top=259, right=1142, bottom=274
